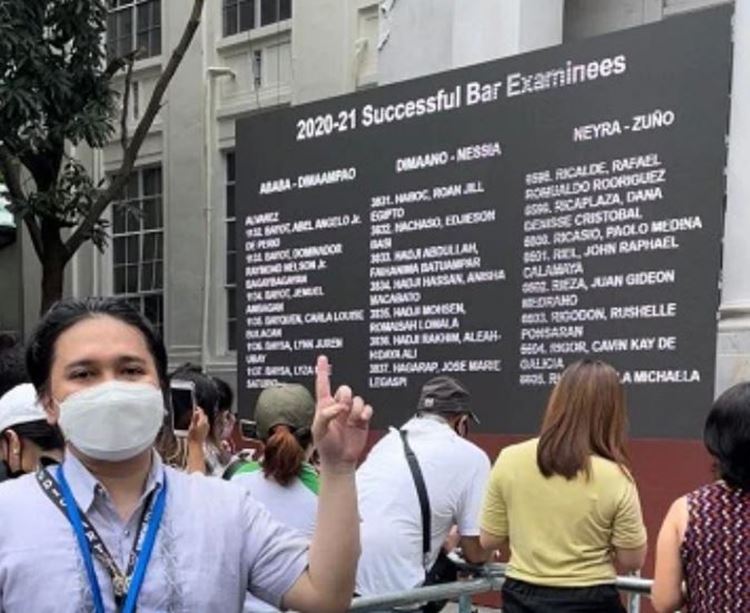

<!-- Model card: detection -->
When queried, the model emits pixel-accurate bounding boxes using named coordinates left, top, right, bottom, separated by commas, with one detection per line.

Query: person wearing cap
left=228, top=383, right=320, bottom=612
left=229, top=383, right=319, bottom=533
left=0, top=383, right=65, bottom=481
left=355, top=375, right=492, bottom=602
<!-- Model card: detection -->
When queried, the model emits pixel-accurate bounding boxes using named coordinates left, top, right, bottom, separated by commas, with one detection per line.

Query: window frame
left=111, top=165, right=165, bottom=337
left=222, top=0, right=292, bottom=38
left=107, top=0, right=162, bottom=61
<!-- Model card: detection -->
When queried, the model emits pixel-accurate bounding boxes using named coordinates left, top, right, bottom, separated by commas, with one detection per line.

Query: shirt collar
left=402, top=414, right=457, bottom=435
left=60, top=450, right=165, bottom=514
left=410, top=413, right=454, bottom=429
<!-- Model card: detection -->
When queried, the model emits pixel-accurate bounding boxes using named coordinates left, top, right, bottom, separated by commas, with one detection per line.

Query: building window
left=226, top=152, right=237, bottom=351
left=107, top=0, right=162, bottom=61
left=112, top=167, right=164, bottom=337
left=223, top=0, right=292, bottom=37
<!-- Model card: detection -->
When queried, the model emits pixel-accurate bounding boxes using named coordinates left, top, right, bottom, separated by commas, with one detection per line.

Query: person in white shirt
left=355, top=375, right=492, bottom=601
left=0, top=297, right=372, bottom=613
left=230, top=383, right=320, bottom=612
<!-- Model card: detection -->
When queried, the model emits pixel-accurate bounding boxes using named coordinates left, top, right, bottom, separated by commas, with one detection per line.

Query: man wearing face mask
left=0, top=384, right=65, bottom=482
left=355, top=375, right=492, bottom=608
left=0, top=298, right=371, bottom=613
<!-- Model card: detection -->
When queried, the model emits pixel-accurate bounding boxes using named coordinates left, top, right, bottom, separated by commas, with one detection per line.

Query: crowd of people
left=0, top=296, right=748, bottom=612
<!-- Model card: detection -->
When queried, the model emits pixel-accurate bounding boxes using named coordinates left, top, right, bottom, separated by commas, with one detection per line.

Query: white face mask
left=58, top=381, right=165, bottom=462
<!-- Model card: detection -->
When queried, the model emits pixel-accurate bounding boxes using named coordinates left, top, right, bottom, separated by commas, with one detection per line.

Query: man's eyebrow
left=64, top=359, right=96, bottom=371
left=64, top=355, right=148, bottom=369
left=117, top=355, right=148, bottom=364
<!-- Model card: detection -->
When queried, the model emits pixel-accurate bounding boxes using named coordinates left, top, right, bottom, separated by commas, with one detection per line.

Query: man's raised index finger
left=315, top=354, right=331, bottom=401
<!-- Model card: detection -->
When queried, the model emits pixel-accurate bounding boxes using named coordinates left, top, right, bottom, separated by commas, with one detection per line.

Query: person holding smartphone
left=157, top=366, right=225, bottom=476
left=0, top=297, right=372, bottom=612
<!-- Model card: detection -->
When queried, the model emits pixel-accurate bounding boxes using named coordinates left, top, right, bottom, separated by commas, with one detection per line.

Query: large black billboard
left=236, top=6, right=732, bottom=438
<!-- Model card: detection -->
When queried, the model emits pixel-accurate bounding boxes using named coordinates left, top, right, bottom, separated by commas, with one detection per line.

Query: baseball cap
left=254, top=383, right=315, bottom=441
left=416, top=375, right=480, bottom=424
left=0, top=384, right=48, bottom=433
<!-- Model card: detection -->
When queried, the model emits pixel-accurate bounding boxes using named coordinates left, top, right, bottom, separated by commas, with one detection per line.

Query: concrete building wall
left=379, top=0, right=564, bottom=85
left=716, top=0, right=750, bottom=393
left=161, top=1, right=208, bottom=367
left=564, top=0, right=663, bottom=41
left=12, top=0, right=742, bottom=406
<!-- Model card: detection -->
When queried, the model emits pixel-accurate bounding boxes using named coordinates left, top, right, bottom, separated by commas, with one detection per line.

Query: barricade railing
left=349, top=563, right=653, bottom=613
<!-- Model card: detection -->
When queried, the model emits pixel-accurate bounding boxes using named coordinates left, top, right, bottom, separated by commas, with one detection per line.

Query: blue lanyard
left=56, top=465, right=168, bottom=613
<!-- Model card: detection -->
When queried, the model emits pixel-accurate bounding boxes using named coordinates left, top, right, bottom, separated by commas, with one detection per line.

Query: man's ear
left=2, top=430, right=22, bottom=473
left=456, top=415, right=469, bottom=437
left=5, top=429, right=20, bottom=454
left=41, top=393, right=60, bottom=425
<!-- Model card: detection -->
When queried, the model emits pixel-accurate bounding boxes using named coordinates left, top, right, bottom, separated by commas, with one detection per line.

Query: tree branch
left=120, top=54, right=136, bottom=153
left=66, top=0, right=206, bottom=255
left=104, top=48, right=141, bottom=80
left=0, top=145, right=44, bottom=259
left=104, top=56, right=127, bottom=80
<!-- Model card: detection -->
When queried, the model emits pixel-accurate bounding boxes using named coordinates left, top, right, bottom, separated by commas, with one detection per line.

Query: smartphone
left=239, top=419, right=258, bottom=440
left=170, top=379, right=196, bottom=435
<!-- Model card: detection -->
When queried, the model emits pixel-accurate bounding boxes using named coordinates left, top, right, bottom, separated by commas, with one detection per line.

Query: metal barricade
left=349, top=564, right=653, bottom=613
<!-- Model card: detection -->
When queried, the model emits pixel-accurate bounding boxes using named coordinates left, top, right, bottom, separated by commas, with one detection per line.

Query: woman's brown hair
left=537, top=359, right=630, bottom=480
left=262, top=425, right=311, bottom=486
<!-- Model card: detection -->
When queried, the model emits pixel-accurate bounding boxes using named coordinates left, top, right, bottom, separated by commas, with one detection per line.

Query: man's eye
left=70, top=371, right=92, bottom=380
left=123, top=367, right=146, bottom=377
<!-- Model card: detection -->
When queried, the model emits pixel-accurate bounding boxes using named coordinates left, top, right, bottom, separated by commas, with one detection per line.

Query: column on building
left=378, top=0, right=564, bottom=84
left=292, top=0, right=380, bottom=104
left=716, top=0, right=750, bottom=392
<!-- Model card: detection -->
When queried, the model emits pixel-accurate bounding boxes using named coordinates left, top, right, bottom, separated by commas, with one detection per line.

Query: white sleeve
left=455, top=449, right=491, bottom=537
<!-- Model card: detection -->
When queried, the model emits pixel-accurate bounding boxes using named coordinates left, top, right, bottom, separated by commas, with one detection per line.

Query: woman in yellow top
left=480, top=359, right=647, bottom=612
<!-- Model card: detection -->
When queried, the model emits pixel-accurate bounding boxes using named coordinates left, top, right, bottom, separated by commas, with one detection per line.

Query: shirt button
left=124, top=529, right=131, bottom=537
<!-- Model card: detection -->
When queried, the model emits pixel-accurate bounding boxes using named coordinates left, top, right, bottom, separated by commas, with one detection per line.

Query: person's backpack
left=399, top=430, right=459, bottom=613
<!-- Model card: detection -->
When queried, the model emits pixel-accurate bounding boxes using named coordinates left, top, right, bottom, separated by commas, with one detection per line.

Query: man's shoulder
left=0, top=473, right=40, bottom=507
left=411, top=428, right=490, bottom=474
left=451, top=435, right=491, bottom=468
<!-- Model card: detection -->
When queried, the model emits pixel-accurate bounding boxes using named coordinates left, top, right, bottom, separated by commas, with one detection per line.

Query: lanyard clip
left=113, top=574, right=129, bottom=599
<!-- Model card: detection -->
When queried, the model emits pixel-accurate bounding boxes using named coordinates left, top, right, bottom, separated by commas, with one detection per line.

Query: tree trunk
left=39, top=221, right=68, bottom=315
left=40, top=253, right=66, bottom=315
